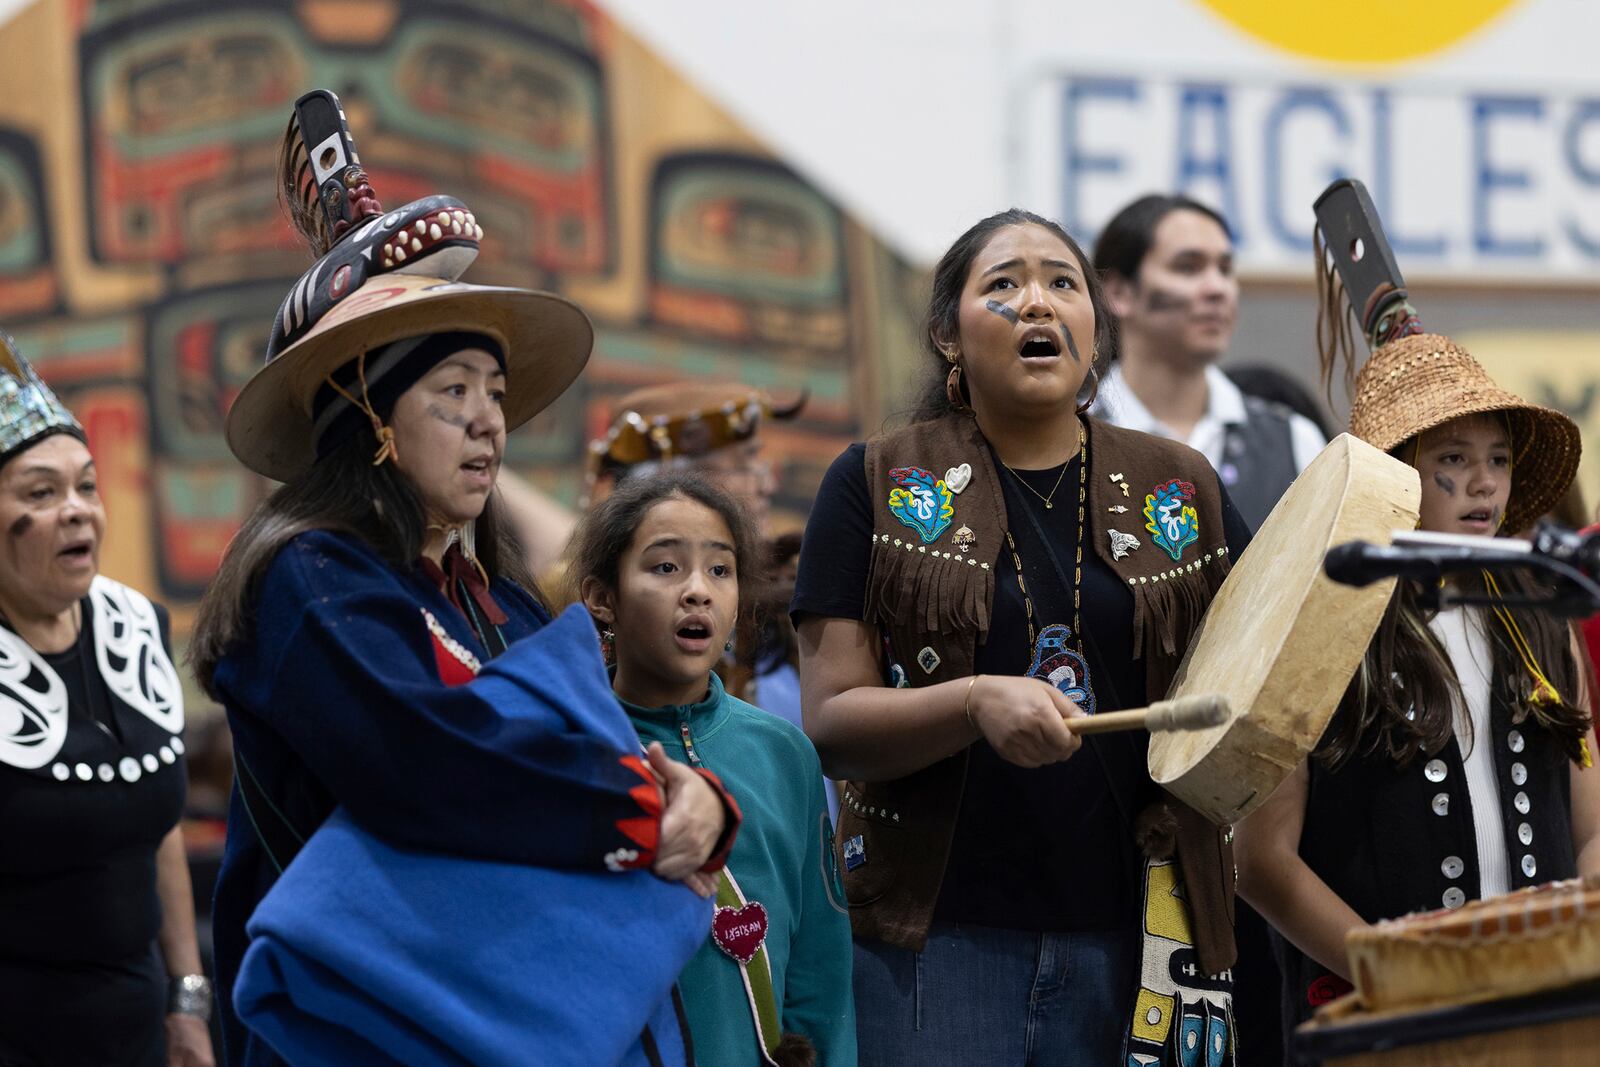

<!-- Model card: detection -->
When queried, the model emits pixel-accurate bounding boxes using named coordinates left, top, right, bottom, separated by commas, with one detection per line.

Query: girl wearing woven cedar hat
left=1235, top=180, right=1600, bottom=1061
left=793, top=209, right=1254, bottom=1064
left=191, top=91, right=738, bottom=1067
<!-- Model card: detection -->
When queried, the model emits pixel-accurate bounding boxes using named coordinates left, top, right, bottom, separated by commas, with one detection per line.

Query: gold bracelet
left=964, top=674, right=981, bottom=732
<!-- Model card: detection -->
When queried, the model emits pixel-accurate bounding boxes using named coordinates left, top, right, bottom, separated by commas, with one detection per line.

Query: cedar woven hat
left=226, top=90, right=591, bottom=482
left=1348, top=333, right=1580, bottom=534
left=1313, top=179, right=1579, bottom=533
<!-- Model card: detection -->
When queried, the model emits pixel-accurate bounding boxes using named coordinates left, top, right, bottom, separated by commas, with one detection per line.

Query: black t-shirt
left=0, top=602, right=186, bottom=1065
left=792, top=440, right=1252, bottom=932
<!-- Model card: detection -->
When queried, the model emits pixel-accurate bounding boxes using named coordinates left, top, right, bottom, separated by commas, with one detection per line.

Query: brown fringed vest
left=839, top=411, right=1238, bottom=973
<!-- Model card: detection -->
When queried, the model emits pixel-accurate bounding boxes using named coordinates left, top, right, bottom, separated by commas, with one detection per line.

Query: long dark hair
left=569, top=472, right=759, bottom=625
left=913, top=208, right=1114, bottom=421
left=190, top=430, right=534, bottom=698
left=1318, top=465, right=1590, bottom=770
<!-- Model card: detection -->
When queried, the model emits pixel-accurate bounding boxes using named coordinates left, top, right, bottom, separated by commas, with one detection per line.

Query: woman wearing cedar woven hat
left=190, top=91, right=738, bottom=1067
left=1236, top=180, right=1600, bottom=1063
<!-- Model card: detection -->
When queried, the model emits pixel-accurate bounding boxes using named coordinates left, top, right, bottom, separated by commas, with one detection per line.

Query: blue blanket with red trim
left=235, top=811, right=708, bottom=1066
left=231, top=602, right=711, bottom=1066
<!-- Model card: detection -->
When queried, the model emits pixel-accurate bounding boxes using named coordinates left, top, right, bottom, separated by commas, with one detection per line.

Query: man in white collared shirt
left=1090, top=194, right=1326, bottom=531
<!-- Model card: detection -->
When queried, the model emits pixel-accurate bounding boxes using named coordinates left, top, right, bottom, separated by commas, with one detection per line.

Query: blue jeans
left=854, top=921, right=1139, bottom=1065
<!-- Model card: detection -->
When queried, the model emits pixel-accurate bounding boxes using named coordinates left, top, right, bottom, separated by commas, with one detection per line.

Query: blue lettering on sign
left=1061, top=78, right=1140, bottom=237
left=1264, top=88, right=1350, bottom=252
left=1051, top=75, right=1600, bottom=273
left=1563, top=99, right=1600, bottom=259
left=1371, top=88, right=1448, bottom=257
left=1175, top=84, right=1242, bottom=245
left=1473, top=95, right=1545, bottom=257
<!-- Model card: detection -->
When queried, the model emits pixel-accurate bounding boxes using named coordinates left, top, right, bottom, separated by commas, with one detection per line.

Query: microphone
left=1324, top=536, right=1533, bottom=588
left=1529, top=521, right=1600, bottom=575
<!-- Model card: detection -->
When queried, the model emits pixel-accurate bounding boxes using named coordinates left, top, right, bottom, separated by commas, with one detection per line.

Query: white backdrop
left=596, top=0, right=1600, bottom=281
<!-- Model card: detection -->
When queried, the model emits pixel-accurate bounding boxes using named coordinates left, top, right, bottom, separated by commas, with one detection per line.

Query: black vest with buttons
left=1274, top=676, right=1576, bottom=1035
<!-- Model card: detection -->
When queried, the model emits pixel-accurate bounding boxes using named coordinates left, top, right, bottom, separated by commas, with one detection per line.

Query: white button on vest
left=1425, top=759, right=1448, bottom=783
left=1522, top=854, right=1537, bottom=878
left=1514, top=791, right=1531, bottom=815
left=1508, top=730, right=1525, bottom=753
left=1442, top=855, right=1464, bottom=879
left=1431, top=793, right=1449, bottom=816
left=1511, top=762, right=1528, bottom=786
left=119, top=757, right=141, bottom=783
left=1518, top=822, right=1533, bottom=845
left=1442, top=887, right=1466, bottom=908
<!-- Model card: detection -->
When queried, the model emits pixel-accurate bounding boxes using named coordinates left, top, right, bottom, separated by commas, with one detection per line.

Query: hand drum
left=1148, top=433, right=1421, bottom=824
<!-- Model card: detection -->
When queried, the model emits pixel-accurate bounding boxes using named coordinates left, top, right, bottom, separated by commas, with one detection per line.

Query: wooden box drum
left=1297, top=878, right=1600, bottom=1066
left=1147, top=433, right=1421, bottom=825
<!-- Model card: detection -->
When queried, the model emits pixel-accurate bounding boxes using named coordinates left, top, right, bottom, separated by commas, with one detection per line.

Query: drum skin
left=1148, top=433, right=1421, bottom=825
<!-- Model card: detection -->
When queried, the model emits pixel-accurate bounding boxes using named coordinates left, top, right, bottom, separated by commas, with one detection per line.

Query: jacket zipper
left=678, top=707, right=702, bottom=765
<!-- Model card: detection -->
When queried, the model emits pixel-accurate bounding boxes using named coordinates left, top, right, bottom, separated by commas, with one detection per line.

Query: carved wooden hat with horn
left=226, top=89, right=593, bottom=482
left=1313, top=178, right=1579, bottom=534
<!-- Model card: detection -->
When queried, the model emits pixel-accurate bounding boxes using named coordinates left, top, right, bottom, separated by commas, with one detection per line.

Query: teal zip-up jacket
left=623, top=672, right=857, bottom=1065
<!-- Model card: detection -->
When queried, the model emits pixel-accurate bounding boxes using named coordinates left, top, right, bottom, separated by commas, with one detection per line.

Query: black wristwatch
left=168, top=974, right=213, bottom=1022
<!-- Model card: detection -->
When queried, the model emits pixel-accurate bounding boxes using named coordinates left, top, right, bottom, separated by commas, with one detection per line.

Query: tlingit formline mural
left=0, top=0, right=926, bottom=690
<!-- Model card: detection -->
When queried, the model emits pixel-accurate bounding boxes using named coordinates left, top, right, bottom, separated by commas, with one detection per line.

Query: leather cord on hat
left=322, top=349, right=398, bottom=466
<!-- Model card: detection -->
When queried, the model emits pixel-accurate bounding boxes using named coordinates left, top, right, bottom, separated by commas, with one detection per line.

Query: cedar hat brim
left=226, top=274, right=592, bottom=481
left=1349, top=333, right=1581, bottom=533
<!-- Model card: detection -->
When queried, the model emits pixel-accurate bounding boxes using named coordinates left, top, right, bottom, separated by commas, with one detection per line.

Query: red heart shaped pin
left=711, top=901, right=768, bottom=965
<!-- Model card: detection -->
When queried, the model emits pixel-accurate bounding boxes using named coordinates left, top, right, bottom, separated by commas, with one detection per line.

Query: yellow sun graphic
left=1198, top=0, right=1523, bottom=64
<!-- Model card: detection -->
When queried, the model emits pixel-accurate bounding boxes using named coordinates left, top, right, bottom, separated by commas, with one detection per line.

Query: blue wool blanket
left=235, top=810, right=711, bottom=1067
left=231, top=602, right=712, bottom=1066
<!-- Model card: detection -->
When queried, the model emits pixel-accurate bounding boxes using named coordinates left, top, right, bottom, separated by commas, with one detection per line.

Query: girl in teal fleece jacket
left=575, top=472, right=856, bottom=1067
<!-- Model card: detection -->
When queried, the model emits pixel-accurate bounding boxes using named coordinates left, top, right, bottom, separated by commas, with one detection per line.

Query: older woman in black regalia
left=0, top=331, right=214, bottom=1066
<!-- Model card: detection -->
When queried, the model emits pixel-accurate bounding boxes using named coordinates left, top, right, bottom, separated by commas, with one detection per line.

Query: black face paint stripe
left=1433, top=472, right=1457, bottom=496
left=7, top=514, right=30, bottom=538
left=425, top=402, right=472, bottom=430
left=1144, top=288, right=1191, bottom=313
left=984, top=299, right=1020, bottom=324
left=1060, top=325, right=1083, bottom=363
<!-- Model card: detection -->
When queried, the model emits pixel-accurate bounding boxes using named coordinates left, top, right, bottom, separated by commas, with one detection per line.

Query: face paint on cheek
left=425, top=403, right=472, bottom=430
left=1432, top=472, right=1458, bottom=496
left=1144, top=288, right=1192, bottom=314
left=1059, top=325, right=1083, bottom=363
left=984, top=299, right=1020, bottom=325
left=8, top=514, right=31, bottom=539
left=1491, top=505, right=1505, bottom=529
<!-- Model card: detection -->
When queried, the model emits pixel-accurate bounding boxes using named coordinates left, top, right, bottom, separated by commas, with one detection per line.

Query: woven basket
left=1348, top=333, right=1581, bottom=533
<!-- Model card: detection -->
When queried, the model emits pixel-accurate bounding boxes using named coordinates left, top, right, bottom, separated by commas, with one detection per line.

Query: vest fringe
left=866, top=539, right=993, bottom=644
left=1131, top=557, right=1232, bottom=693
